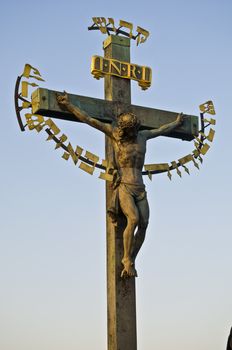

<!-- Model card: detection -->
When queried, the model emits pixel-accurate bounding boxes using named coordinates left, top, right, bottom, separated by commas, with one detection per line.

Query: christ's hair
left=117, top=112, right=140, bottom=130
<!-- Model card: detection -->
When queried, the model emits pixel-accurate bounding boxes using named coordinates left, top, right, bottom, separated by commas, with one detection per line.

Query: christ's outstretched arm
left=140, top=113, right=184, bottom=140
left=57, top=92, right=113, bottom=137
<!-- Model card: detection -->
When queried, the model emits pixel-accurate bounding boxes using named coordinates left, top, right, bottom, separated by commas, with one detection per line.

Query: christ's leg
left=131, top=196, right=149, bottom=262
left=119, top=188, right=139, bottom=278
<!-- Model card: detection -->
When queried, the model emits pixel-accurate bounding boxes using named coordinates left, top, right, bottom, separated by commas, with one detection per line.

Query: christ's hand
left=176, top=112, right=184, bottom=125
left=56, top=91, right=69, bottom=107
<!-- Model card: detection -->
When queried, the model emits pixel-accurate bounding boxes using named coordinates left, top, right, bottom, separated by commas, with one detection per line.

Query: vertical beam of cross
left=104, top=35, right=137, bottom=350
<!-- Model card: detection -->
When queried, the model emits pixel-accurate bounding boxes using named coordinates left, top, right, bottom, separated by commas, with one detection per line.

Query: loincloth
left=120, top=182, right=146, bottom=202
left=107, top=182, right=146, bottom=223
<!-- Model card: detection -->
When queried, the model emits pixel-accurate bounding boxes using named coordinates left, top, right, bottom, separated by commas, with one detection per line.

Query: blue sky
left=1, top=1, right=232, bottom=349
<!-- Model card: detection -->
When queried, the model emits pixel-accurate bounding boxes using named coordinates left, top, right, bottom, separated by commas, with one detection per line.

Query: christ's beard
left=119, top=127, right=138, bottom=140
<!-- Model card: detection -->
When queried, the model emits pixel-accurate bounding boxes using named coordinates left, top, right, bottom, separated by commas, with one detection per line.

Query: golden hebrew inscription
left=22, top=64, right=44, bottom=81
left=171, top=161, right=182, bottom=177
left=119, top=20, right=133, bottom=38
left=203, top=118, right=216, bottom=125
left=200, top=143, right=210, bottom=155
left=108, top=18, right=117, bottom=33
left=99, top=172, right=113, bottom=181
left=21, top=81, right=39, bottom=97
left=144, top=164, right=169, bottom=172
left=207, top=128, right=215, bottom=142
left=62, top=144, right=83, bottom=165
left=16, top=64, right=217, bottom=182
left=25, top=113, right=44, bottom=130
left=199, top=100, right=216, bottom=115
left=85, top=150, right=99, bottom=164
left=22, top=101, right=32, bottom=109
left=79, top=162, right=95, bottom=175
left=136, top=26, right=149, bottom=45
left=45, top=119, right=60, bottom=140
left=92, top=17, right=108, bottom=34
left=89, top=17, right=150, bottom=45
left=144, top=163, right=169, bottom=180
left=178, top=154, right=193, bottom=165
left=54, top=134, right=68, bottom=149
left=67, top=143, right=79, bottom=165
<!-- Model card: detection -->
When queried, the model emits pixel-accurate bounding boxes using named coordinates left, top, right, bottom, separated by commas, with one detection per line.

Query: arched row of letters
left=16, top=64, right=216, bottom=182
left=89, top=17, right=149, bottom=46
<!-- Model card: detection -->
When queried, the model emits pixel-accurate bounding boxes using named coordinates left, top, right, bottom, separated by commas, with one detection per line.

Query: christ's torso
left=112, top=128, right=146, bottom=185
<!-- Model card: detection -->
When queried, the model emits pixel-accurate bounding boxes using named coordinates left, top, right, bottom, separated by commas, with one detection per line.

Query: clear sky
left=1, top=1, right=232, bottom=349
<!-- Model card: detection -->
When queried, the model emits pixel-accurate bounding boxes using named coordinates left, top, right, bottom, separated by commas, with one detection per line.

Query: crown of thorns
left=117, top=112, right=140, bottom=129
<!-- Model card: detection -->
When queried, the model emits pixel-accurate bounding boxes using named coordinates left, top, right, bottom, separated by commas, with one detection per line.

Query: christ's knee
left=136, top=219, right=149, bottom=242
left=127, top=214, right=139, bottom=230
left=136, top=227, right=146, bottom=243
left=139, top=218, right=149, bottom=231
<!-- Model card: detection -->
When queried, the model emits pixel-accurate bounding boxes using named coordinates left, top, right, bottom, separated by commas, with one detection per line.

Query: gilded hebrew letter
left=108, top=18, right=117, bottom=33
left=45, top=119, right=61, bottom=140
left=119, top=19, right=133, bottom=38
left=92, top=17, right=108, bottom=34
left=25, top=113, right=45, bottom=131
left=136, top=26, right=150, bottom=45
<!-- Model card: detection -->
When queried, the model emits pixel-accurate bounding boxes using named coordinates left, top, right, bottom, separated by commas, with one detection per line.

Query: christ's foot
left=121, top=258, right=138, bottom=278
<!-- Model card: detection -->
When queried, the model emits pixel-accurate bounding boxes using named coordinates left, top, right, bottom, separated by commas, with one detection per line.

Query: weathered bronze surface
left=31, top=88, right=198, bottom=141
left=57, top=92, right=183, bottom=277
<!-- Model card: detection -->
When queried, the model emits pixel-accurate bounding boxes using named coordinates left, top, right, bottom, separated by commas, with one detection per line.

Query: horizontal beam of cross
left=31, top=88, right=199, bottom=141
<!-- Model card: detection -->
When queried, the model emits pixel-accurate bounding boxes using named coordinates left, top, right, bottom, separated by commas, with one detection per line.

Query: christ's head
left=117, top=112, right=140, bottom=139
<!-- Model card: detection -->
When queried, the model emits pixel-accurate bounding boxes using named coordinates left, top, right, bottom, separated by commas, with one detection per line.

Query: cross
left=30, top=31, right=198, bottom=350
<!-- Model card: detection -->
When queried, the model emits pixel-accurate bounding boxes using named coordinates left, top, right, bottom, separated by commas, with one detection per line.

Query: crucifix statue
left=56, top=91, right=183, bottom=277
left=15, top=17, right=216, bottom=350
